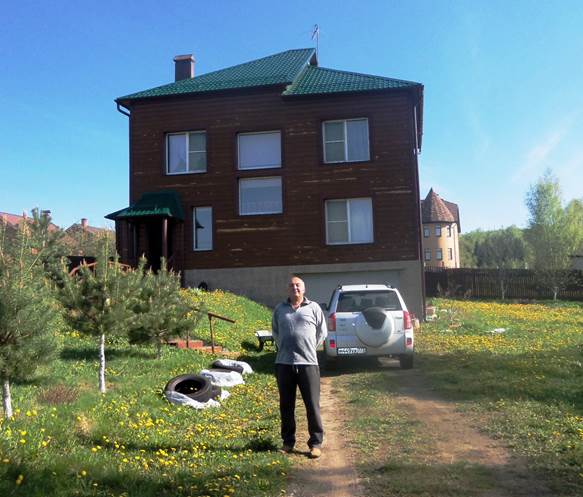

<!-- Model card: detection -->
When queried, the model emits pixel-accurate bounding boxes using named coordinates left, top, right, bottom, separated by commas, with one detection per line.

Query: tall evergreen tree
left=60, top=238, right=134, bottom=393
left=0, top=220, right=62, bottom=419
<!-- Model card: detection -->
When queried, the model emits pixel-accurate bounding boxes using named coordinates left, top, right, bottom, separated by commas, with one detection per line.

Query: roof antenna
left=311, top=24, right=320, bottom=60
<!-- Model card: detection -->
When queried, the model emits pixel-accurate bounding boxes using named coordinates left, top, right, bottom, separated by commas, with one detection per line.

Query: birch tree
left=525, top=171, right=583, bottom=299
left=60, top=239, right=133, bottom=393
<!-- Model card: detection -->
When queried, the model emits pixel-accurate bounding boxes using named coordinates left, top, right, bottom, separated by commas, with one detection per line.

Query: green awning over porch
left=106, top=191, right=184, bottom=221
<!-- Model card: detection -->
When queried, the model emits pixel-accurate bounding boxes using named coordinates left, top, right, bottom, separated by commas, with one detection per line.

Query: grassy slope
left=184, top=289, right=272, bottom=352
left=0, top=290, right=285, bottom=497
left=338, top=299, right=583, bottom=497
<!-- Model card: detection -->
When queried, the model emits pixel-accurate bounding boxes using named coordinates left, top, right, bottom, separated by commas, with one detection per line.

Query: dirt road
left=284, top=375, right=363, bottom=497
left=284, top=363, right=554, bottom=497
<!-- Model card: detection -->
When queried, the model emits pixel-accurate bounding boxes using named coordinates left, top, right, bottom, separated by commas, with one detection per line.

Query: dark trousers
left=275, top=364, right=324, bottom=448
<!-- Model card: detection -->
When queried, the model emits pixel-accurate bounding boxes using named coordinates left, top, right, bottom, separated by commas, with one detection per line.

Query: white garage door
left=298, top=270, right=400, bottom=307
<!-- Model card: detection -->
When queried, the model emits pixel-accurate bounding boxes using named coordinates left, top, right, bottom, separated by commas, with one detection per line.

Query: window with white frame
left=325, top=198, right=373, bottom=245
left=323, top=118, right=370, bottom=163
left=436, top=248, right=443, bottom=260
left=239, top=177, right=282, bottom=215
left=193, top=207, right=213, bottom=251
left=238, top=131, right=281, bottom=170
left=448, top=247, right=453, bottom=260
left=167, top=131, right=207, bottom=174
left=424, top=249, right=431, bottom=261
left=435, top=225, right=442, bottom=237
left=423, top=226, right=430, bottom=238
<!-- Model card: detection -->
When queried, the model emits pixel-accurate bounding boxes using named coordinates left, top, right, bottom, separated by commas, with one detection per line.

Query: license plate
left=337, top=347, right=367, bottom=355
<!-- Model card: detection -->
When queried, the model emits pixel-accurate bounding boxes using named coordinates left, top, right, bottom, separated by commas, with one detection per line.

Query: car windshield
left=336, top=291, right=402, bottom=312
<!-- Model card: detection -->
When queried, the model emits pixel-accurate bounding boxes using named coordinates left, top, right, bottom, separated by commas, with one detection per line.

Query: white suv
left=322, top=284, right=414, bottom=369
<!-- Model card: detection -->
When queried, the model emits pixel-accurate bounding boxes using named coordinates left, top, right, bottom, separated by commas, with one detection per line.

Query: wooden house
left=107, top=48, right=425, bottom=316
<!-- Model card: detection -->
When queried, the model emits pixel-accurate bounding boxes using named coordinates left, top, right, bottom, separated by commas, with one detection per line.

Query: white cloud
left=513, top=129, right=564, bottom=181
left=512, top=115, right=578, bottom=183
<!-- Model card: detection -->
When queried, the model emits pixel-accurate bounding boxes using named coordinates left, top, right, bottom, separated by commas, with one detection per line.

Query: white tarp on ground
left=164, top=389, right=230, bottom=410
left=200, top=369, right=245, bottom=387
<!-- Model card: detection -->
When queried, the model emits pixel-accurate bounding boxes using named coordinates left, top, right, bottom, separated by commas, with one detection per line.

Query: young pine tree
left=60, top=238, right=134, bottom=393
left=128, top=260, right=195, bottom=359
left=0, top=220, right=62, bottom=419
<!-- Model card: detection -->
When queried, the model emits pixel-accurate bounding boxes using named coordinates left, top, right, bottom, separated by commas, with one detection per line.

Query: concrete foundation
left=184, top=260, right=424, bottom=318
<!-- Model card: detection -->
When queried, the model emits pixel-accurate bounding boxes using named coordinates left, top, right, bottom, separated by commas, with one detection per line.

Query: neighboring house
left=63, top=218, right=115, bottom=256
left=107, top=48, right=425, bottom=317
left=0, top=210, right=60, bottom=239
left=421, top=189, right=461, bottom=268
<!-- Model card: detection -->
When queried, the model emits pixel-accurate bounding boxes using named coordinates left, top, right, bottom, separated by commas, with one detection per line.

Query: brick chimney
left=81, top=218, right=88, bottom=229
left=174, top=54, right=195, bottom=81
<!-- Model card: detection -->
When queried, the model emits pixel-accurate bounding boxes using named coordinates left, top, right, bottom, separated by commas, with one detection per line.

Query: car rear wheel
left=399, top=354, right=414, bottom=369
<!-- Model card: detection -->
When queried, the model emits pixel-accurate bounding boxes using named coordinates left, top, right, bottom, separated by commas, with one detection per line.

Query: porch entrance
left=106, top=190, right=184, bottom=272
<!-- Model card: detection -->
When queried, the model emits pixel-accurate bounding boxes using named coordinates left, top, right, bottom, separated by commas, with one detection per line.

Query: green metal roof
left=283, top=65, right=421, bottom=96
left=117, top=48, right=317, bottom=102
left=105, top=191, right=184, bottom=221
left=117, top=48, right=422, bottom=104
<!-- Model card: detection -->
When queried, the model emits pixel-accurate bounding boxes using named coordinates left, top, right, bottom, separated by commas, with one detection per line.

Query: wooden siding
left=126, top=88, right=421, bottom=270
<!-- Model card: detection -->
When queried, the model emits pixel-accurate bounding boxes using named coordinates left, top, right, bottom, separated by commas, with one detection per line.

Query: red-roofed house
left=0, top=210, right=61, bottom=234
left=421, top=189, right=461, bottom=268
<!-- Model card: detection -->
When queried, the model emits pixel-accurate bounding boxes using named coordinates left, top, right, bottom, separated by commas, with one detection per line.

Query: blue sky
left=2, top=0, right=582, bottom=232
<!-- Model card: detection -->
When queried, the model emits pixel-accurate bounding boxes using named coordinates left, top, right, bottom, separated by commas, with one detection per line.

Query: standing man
left=272, top=276, right=327, bottom=459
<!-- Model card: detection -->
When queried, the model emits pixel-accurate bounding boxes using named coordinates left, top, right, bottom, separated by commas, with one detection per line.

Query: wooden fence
left=425, top=267, right=583, bottom=301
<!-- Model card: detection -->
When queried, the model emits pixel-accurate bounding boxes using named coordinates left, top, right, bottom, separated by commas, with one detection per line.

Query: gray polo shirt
left=271, top=297, right=328, bottom=366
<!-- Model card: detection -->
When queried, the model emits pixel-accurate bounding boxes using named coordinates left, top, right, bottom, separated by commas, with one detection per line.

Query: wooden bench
left=255, top=330, right=274, bottom=351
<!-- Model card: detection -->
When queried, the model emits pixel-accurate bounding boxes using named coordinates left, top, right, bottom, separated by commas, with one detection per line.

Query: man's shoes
left=309, top=446, right=322, bottom=459
left=280, top=444, right=294, bottom=454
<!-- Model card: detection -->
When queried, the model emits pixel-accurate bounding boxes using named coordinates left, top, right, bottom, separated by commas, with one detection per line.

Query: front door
left=145, top=219, right=163, bottom=271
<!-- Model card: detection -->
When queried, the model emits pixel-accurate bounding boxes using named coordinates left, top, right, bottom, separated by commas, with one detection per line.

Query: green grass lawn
left=0, top=290, right=285, bottom=497
left=420, top=299, right=583, bottom=495
left=337, top=298, right=583, bottom=497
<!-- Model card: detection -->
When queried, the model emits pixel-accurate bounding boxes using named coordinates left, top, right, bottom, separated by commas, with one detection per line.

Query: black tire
left=399, top=354, right=414, bottom=369
left=164, top=374, right=213, bottom=402
left=211, top=360, right=245, bottom=374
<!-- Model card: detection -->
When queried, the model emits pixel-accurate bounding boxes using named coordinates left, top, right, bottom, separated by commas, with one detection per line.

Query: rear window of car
left=336, top=291, right=402, bottom=312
